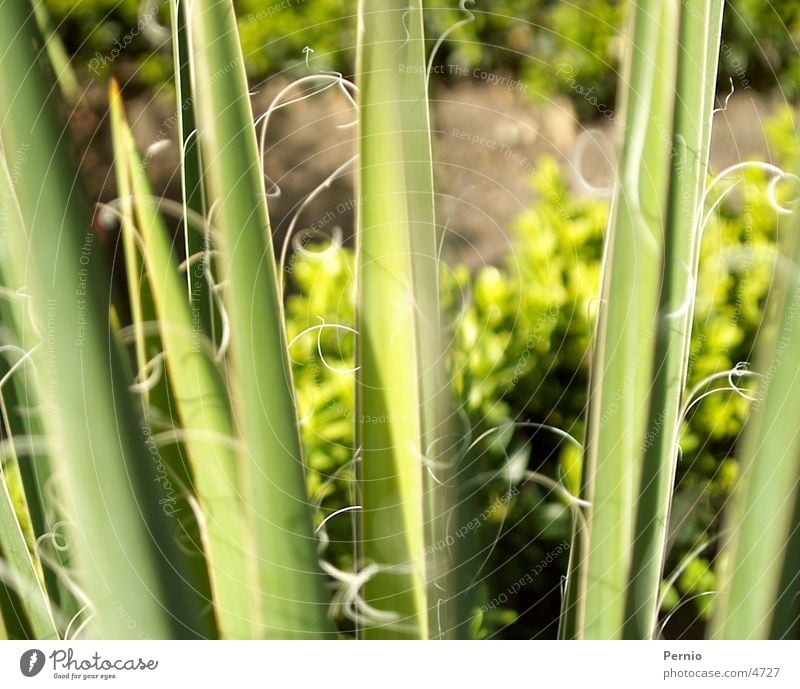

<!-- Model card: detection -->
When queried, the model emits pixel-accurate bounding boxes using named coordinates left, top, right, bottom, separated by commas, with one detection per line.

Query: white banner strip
left=1, top=641, right=798, bottom=687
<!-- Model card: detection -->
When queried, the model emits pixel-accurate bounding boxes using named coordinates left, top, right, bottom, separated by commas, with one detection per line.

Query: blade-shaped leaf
left=356, top=0, right=460, bottom=639
left=712, top=210, right=800, bottom=639
left=624, top=0, right=724, bottom=639
left=0, top=0, right=198, bottom=639
left=571, top=0, right=680, bottom=639
left=109, top=83, right=258, bottom=639
left=185, top=0, right=332, bottom=638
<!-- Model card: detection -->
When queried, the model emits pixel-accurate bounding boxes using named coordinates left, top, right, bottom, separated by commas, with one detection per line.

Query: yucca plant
left=356, top=0, right=466, bottom=639
left=109, top=80, right=254, bottom=639
left=185, top=0, right=334, bottom=639
left=0, top=0, right=201, bottom=639
left=1, top=0, right=799, bottom=642
left=565, top=0, right=682, bottom=639
left=0, top=0, right=333, bottom=639
left=567, top=0, right=800, bottom=642
left=712, top=196, right=800, bottom=640
left=564, top=0, right=725, bottom=640
left=623, top=0, right=726, bottom=639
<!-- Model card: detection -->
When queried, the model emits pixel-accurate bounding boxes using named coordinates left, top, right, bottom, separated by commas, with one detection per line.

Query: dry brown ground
left=72, top=75, right=792, bottom=268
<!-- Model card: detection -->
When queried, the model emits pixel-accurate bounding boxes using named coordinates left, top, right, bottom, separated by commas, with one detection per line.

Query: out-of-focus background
left=46, top=0, right=800, bottom=638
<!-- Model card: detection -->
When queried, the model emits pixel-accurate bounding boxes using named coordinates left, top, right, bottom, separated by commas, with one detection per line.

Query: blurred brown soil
left=70, top=74, right=790, bottom=268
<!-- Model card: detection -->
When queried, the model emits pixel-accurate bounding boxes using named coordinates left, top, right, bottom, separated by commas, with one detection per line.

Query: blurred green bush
left=50, top=1, right=800, bottom=110
left=284, top=108, right=800, bottom=637
left=46, top=0, right=800, bottom=638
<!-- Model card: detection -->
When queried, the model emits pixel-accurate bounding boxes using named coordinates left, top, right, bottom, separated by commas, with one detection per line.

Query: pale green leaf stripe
left=576, top=0, right=680, bottom=639
left=0, top=155, right=59, bottom=639
left=357, top=0, right=434, bottom=639
left=712, top=214, right=800, bottom=639
left=31, top=0, right=80, bottom=104
left=186, top=0, right=332, bottom=638
left=109, top=84, right=257, bottom=639
left=112, top=97, right=150, bottom=405
left=0, top=209, right=66, bottom=619
left=0, top=0, right=196, bottom=638
left=0, top=474, right=57, bottom=638
left=0, top=413, right=58, bottom=639
left=169, top=0, right=212, bottom=331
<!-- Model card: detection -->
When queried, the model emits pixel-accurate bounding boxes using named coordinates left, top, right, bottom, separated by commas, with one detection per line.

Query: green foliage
left=723, top=0, right=800, bottom=98
left=286, top=247, right=356, bottom=498
left=679, top=558, right=716, bottom=621
left=50, top=1, right=800, bottom=111
left=285, top=111, right=798, bottom=636
left=236, top=0, right=352, bottom=77
left=426, top=0, right=625, bottom=117
left=6, top=0, right=796, bottom=643
left=47, top=0, right=148, bottom=52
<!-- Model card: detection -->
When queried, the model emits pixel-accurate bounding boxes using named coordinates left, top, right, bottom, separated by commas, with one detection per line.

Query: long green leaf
left=572, top=0, right=680, bottom=639
left=356, top=0, right=460, bottom=639
left=0, top=156, right=60, bottom=640
left=0, top=0, right=197, bottom=639
left=186, top=0, right=332, bottom=638
left=32, top=0, right=80, bottom=105
left=712, top=211, right=800, bottom=639
left=624, top=0, right=724, bottom=639
left=108, top=90, right=216, bottom=640
left=169, top=0, right=212, bottom=332
left=0, top=240, right=69, bottom=623
left=0, top=471, right=57, bottom=638
left=109, top=83, right=258, bottom=639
